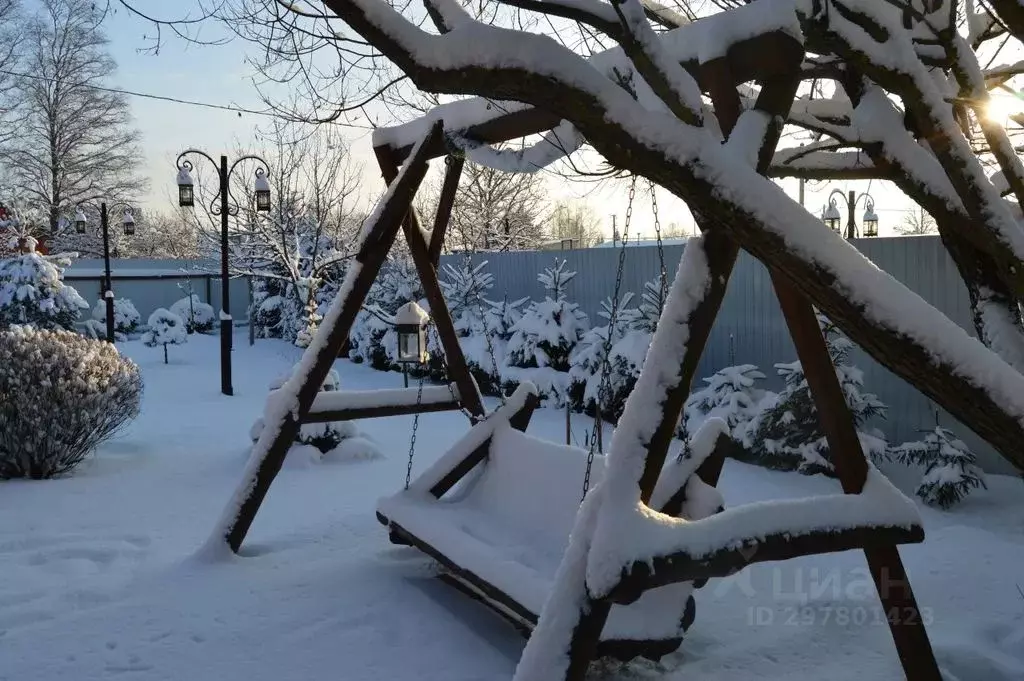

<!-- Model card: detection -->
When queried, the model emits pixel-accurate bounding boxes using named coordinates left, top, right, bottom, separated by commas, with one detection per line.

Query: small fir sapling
left=91, top=297, right=140, bottom=335
left=684, top=364, right=766, bottom=438
left=439, top=259, right=503, bottom=388
left=890, top=414, right=987, bottom=508
left=144, top=308, right=187, bottom=363
left=569, top=292, right=637, bottom=417
left=0, top=236, right=88, bottom=330
left=170, top=294, right=215, bottom=334
left=746, top=314, right=888, bottom=474
left=506, top=258, right=588, bottom=370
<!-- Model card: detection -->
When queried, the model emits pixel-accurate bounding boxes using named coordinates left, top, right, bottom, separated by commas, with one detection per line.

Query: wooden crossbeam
left=303, top=399, right=462, bottom=424
left=301, top=384, right=462, bottom=423
left=219, top=121, right=443, bottom=554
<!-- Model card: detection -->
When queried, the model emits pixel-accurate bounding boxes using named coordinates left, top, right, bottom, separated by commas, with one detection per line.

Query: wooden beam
left=376, top=147, right=487, bottom=420
left=606, top=523, right=924, bottom=602
left=771, top=273, right=942, bottom=680
left=220, top=121, right=444, bottom=554
left=430, top=155, right=464, bottom=266
left=302, top=399, right=462, bottom=423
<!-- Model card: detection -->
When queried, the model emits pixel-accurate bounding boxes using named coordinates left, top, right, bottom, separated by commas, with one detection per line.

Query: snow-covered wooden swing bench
left=204, top=7, right=971, bottom=677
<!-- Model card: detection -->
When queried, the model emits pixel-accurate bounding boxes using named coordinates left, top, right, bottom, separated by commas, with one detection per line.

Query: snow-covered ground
left=1, top=333, right=1021, bottom=681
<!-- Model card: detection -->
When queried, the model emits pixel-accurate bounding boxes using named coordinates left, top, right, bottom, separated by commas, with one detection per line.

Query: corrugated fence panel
left=441, top=235, right=1014, bottom=474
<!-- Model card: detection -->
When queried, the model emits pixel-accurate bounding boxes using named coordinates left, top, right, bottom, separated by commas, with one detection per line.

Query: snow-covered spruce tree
left=144, top=308, right=187, bottom=364
left=684, top=364, right=767, bottom=438
left=91, top=297, right=140, bottom=335
left=0, top=326, right=142, bottom=479
left=170, top=294, right=215, bottom=334
left=440, top=259, right=504, bottom=392
left=746, top=315, right=888, bottom=475
left=250, top=366, right=382, bottom=465
left=569, top=292, right=637, bottom=417
left=0, top=235, right=88, bottom=330
left=890, top=420, right=987, bottom=509
left=506, top=258, right=588, bottom=371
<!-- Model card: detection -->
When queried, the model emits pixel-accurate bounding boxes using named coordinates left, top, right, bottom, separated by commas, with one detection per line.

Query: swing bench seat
left=302, top=384, right=462, bottom=423
left=376, top=384, right=726, bottom=662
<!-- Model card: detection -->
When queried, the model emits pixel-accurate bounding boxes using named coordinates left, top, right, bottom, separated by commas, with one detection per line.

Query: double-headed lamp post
left=821, top=188, right=879, bottom=239
left=175, top=150, right=271, bottom=396
left=74, top=201, right=136, bottom=342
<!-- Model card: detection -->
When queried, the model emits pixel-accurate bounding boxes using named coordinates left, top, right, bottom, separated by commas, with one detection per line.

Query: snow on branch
left=450, top=120, right=585, bottom=173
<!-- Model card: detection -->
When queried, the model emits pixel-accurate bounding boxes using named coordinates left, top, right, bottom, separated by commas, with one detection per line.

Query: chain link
left=405, top=373, right=426, bottom=490
left=648, top=179, right=668, bottom=307
left=582, top=174, right=637, bottom=502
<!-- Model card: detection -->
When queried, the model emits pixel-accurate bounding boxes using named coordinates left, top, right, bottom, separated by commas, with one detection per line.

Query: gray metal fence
left=441, top=236, right=1015, bottom=474
left=63, top=258, right=252, bottom=327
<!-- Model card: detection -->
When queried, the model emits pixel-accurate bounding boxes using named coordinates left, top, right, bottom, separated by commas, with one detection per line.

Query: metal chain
left=648, top=179, right=668, bottom=308
left=582, top=174, right=637, bottom=502
left=405, top=372, right=426, bottom=490
left=427, top=321, right=475, bottom=421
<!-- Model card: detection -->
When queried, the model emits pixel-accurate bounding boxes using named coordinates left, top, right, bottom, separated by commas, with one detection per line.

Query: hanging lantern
left=177, top=166, right=195, bottom=208
left=862, top=202, right=879, bottom=237
left=122, top=208, right=136, bottom=236
left=394, top=301, right=429, bottom=364
left=822, top=200, right=841, bottom=233
left=254, top=169, right=271, bottom=213
left=74, top=207, right=87, bottom=234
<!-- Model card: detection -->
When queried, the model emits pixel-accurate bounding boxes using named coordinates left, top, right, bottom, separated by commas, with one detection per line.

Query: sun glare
left=983, top=95, right=1024, bottom=122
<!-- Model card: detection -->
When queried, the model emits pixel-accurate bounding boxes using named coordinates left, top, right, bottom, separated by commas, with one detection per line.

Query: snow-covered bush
left=745, top=315, right=888, bottom=474
left=506, top=259, right=588, bottom=371
left=348, top=256, right=422, bottom=370
left=684, top=364, right=766, bottom=437
left=890, top=424, right=987, bottom=509
left=0, top=244, right=88, bottom=330
left=0, top=326, right=142, bottom=479
left=569, top=293, right=637, bottom=417
left=170, top=294, right=215, bottom=334
left=440, top=259, right=506, bottom=393
left=144, top=308, right=187, bottom=363
left=250, top=366, right=382, bottom=462
left=91, top=297, right=140, bottom=334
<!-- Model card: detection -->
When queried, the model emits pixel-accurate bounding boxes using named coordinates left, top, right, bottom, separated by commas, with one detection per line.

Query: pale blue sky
left=99, top=2, right=914, bottom=238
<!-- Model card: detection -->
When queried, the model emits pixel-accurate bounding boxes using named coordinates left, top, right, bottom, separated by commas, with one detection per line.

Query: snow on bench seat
left=378, top=425, right=720, bottom=642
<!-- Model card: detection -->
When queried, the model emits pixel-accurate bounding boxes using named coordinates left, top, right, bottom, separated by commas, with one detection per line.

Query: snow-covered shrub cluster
left=144, top=308, right=187, bottom=363
left=0, top=326, right=142, bottom=479
left=170, top=294, right=215, bottom=334
left=0, top=244, right=88, bottom=330
left=250, top=366, right=381, bottom=466
left=91, top=297, right=140, bottom=335
left=348, top=256, right=423, bottom=371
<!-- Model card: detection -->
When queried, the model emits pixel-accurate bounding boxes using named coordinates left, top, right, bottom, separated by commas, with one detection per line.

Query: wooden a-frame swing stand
left=213, top=27, right=942, bottom=681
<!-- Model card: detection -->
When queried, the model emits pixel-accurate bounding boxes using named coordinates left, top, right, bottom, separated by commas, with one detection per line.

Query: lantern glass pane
left=75, top=220, right=86, bottom=234
left=398, top=330, right=418, bottom=362
left=863, top=217, right=878, bottom=237
left=178, top=184, right=194, bottom=208
left=255, top=189, right=271, bottom=213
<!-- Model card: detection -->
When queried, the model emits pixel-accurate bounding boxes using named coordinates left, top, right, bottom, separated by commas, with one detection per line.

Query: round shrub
left=0, top=326, right=143, bottom=479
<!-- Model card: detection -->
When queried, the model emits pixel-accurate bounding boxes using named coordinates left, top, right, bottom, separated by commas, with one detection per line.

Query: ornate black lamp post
left=74, top=202, right=135, bottom=342
left=822, top=189, right=879, bottom=238
left=175, top=150, right=271, bottom=396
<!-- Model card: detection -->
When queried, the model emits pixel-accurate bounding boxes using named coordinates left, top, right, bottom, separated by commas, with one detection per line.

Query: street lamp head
left=176, top=166, right=195, bottom=208
left=254, top=169, right=271, bottom=213
left=822, top=200, right=841, bottom=233
left=74, top=207, right=87, bottom=234
left=122, top=208, right=136, bottom=236
left=862, top=201, right=879, bottom=237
